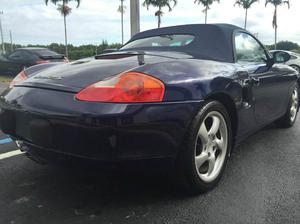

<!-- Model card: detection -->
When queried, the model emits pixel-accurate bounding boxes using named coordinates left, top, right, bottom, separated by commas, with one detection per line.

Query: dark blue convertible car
left=0, top=24, right=298, bottom=193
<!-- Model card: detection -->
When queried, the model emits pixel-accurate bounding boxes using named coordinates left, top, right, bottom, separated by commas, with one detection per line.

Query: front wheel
left=276, top=86, right=299, bottom=128
left=290, top=65, right=300, bottom=74
left=174, top=100, right=232, bottom=194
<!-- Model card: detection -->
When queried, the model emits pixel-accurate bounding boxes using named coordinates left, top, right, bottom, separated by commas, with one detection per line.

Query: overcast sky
left=0, top=0, right=299, bottom=46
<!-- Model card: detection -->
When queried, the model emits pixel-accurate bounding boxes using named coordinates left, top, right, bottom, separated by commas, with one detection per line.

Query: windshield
left=33, top=49, right=61, bottom=56
left=120, top=34, right=195, bottom=50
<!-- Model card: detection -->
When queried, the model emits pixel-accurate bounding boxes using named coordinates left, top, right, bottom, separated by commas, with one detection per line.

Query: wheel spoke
left=208, top=116, right=220, bottom=135
left=291, top=107, right=296, bottom=117
left=207, top=155, right=216, bottom=175
left=198, top=123, right=209, bottom=145
left=293, top=101, right=297, bottom=108
left=195, top=152, right=208, bottom=169
left=216, top=137, right=226, bottom=153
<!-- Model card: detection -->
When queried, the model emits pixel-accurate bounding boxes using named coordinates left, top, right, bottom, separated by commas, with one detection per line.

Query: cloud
left=0, top=0, right=299, bottom=46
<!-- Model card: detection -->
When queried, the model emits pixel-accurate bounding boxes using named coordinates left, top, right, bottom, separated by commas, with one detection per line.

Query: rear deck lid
left=16, top=51, right=191, bottom=92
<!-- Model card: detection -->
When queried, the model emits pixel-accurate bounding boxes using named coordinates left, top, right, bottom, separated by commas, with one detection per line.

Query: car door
left=5, top=51, right=25, bottom=75
left=6, top=50, right=35, bottom=75
left=235, top=32, right=292, bottom=125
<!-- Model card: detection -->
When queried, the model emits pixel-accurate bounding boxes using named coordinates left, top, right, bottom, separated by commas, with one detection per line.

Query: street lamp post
left=130, top=0, right=140, bottom=37
left=0, top=11, right=5, bottom=54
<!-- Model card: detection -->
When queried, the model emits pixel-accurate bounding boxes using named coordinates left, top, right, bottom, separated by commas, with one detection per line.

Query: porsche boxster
left=0, top=24, right=298, bottom=193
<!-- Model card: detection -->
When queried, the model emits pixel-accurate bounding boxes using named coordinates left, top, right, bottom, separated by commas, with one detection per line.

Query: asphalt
left=0, top=85, right=299, bottom=224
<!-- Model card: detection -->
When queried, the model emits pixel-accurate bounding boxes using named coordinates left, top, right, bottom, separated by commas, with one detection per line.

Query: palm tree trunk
left=205, top=6, right=208, bottom=24
left=63, top=15, right=68, bottom=58
left=274, top=6, right=277, bottom=50
left=121, top=0, right=124, bottom=45
left=244, top=8, right=248, bottom=29
left=205, top=5, right=208, bottom=24
left=158, top=7, right=161, bottom=28
left=63, top=1, right=68, bottom=58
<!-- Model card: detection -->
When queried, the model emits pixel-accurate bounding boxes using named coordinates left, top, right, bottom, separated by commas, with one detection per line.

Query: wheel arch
left=290, top=64, right=300, bottom=70
left=206, top=92, right=238, bottom=149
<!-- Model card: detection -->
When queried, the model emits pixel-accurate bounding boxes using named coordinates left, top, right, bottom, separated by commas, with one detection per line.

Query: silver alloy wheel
left=290, top=87, right=298, bottom=122
left=195, top=111, right=228, bottom=183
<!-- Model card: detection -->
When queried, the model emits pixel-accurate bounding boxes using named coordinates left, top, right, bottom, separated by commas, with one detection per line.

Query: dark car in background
left=0, top=48, right=67, bottom=76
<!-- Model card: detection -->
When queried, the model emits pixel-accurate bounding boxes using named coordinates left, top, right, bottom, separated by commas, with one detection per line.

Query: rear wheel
left=175, top=100, right=232, bottom=194
left=276, top=86, right=299, bottom=128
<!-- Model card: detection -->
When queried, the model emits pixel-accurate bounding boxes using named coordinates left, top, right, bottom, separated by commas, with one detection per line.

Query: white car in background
left=271, top=50, right=300, bottom=73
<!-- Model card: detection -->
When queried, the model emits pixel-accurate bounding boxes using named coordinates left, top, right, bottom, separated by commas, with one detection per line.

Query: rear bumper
left=0, top=87, right=204, bottom=161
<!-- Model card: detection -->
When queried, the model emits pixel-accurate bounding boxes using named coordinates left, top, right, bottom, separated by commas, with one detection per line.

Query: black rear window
left=120, top=34, right=195, bottom=50
left=33, top=49, right=60, bottom=56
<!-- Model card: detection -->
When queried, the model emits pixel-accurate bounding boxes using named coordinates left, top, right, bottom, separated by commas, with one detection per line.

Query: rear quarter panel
left=134, top=59, right=243, bottom=102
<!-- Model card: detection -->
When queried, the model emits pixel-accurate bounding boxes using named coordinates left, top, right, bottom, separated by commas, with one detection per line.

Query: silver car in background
left=271, top=50, right=300, bottom=73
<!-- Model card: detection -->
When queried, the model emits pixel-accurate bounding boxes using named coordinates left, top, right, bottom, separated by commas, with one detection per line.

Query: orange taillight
left=9, top=70, right=27, bottom=88
left=76, top=72, right=165, bottom=103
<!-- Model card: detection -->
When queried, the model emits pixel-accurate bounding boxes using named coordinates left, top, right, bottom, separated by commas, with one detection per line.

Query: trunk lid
left=19, top=51, right=191, bottom=93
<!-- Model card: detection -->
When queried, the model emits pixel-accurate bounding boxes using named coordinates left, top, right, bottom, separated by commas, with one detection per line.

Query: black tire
left=276, top=85, right=299, bottom=128
left=174, top=100, right=232, bottom=194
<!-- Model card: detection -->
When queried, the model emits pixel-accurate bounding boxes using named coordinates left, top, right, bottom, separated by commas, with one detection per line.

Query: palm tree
left=234, top=0, right=259, bottom=29
left=118, top=0, right=126, bottom=45
left=265, top=0, right=290, bottom=50
left=194, top=0, right=220, bottom=24
left=143, top=0, right=177, bottom=28
left=45, top=0, right=81, bottom=58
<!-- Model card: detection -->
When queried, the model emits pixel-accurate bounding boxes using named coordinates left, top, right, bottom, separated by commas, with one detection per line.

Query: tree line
left=0, top=0, right=295, bottom=58
left=2, top=41, right=122, bottom=60
left=44, top=0, right=292, bottom=58
left=2, top=40, right=298, bottom=61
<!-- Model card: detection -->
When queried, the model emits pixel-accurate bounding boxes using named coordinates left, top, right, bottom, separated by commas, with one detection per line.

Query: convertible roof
left=129, top=24, right=245, bottom=63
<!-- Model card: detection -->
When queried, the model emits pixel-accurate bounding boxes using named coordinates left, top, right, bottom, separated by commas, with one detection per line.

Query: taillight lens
left=36, top=60, right=50, bottom=64
left=9, top=70, right=27, bottom=88
left=76, top=72, right=165, bottom=103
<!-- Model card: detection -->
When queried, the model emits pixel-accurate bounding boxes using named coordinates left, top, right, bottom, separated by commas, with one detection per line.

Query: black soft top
left=127, top=24, right=245, bottom=63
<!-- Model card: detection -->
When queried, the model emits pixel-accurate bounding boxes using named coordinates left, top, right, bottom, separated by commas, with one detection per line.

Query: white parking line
left=0, top=150, right=24, bottom=160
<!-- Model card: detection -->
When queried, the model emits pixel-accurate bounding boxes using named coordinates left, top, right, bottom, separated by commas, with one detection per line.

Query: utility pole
left=121, top=0, right=124, bottom=44
left=130, top=0, right=140, bottom=37
left=9, top=30, right=13, bottom=53
left=0, top=11, right=5, bottom=54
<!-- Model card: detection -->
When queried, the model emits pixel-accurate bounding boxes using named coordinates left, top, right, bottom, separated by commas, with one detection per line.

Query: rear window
left=121, top=34, right=195, bottom=50
left=33, top=49, right=60, bottom=56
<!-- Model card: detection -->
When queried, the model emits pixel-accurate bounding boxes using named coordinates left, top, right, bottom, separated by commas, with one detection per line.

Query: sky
left=0, top=0, right=299, bottom=46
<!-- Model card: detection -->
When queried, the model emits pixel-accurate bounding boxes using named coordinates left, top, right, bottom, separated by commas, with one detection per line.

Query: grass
left=0, top=75, right=13, bottom=84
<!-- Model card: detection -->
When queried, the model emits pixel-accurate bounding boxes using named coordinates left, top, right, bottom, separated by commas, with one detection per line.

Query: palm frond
left=143, top=0, right=177, bottom=11
left=234, top=0, right=259, bottom=9
left=57, top=3, right=72, bottom=16
left=265, top=0, right=290, bottom=7
left=118, top=5, right=126, bottom=13
left=45, top=0, right=80, bottom=8
left=194, top=0, right=220, bottom=9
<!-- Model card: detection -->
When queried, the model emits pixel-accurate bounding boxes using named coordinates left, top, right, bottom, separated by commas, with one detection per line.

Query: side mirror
left=272, top=51, right=291, bottom=63
left=266, top=57, right=275, bottom=69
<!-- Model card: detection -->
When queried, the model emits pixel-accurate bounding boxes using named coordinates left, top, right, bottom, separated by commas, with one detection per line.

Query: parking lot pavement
left=0, top=86, right=299, bottom=224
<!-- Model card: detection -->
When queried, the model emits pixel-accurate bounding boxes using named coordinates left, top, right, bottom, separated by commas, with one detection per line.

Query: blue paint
left=0, top=138, right=13, bottom=144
